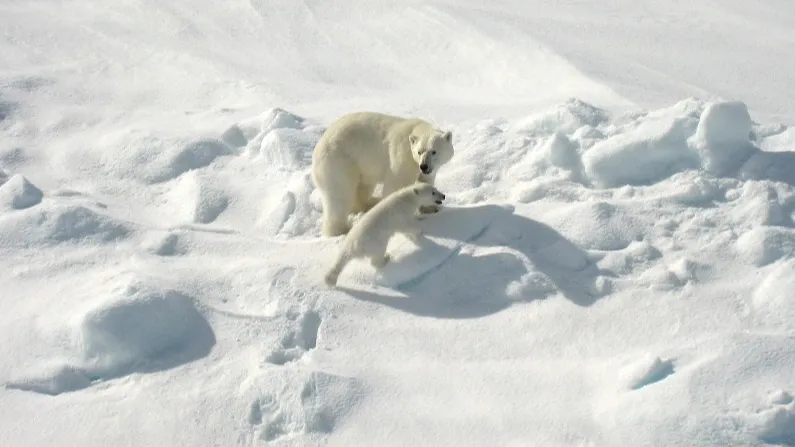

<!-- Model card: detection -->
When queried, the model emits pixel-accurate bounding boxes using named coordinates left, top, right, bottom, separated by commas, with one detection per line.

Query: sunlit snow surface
left=2, top=1, right=795, bottom=446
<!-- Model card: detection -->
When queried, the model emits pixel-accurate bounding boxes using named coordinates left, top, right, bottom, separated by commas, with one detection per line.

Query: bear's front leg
left=370, top=253, right=391, bottom=268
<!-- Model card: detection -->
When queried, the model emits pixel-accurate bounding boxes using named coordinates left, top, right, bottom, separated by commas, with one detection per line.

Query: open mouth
left=435, top=200, right=443, bottom=205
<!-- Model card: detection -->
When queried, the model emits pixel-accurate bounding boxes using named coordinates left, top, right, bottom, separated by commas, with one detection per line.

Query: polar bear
left=311, top=111, right=455, bottom=237
left=324, top=182, right=446, bottom=286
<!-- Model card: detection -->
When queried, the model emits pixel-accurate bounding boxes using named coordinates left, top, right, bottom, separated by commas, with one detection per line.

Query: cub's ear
left=409, top=135, right=418, bottom=146
left=413, top=186, right=420, bottom=195
left=443, top=131, right=452, bottom=142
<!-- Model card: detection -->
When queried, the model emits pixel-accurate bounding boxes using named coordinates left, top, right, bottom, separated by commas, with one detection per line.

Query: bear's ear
left=409, top=135, right=418, bottom=146
left=413, top=186, right=420, bottom=195
left=443, top=131, right=452, bottom=142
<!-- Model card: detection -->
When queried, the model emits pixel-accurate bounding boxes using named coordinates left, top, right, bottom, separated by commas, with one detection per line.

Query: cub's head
left=408, top=129, right=454, bottom=176
left=411, top=183, right=446, bottom=207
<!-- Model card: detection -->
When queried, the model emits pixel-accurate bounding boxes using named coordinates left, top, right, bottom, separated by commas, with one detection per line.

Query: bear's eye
left=431, top=150, right=437, bottom=155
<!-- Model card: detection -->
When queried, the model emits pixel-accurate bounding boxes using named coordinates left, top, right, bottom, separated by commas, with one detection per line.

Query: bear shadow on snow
left=340, top=203, right=609, bottom=319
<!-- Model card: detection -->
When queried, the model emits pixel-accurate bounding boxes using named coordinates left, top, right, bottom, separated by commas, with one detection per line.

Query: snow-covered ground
left=2, top=1, right=795, bottom=446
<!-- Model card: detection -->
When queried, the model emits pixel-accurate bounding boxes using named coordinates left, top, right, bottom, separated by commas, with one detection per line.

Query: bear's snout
left=420, top=163, right=431, bottom=174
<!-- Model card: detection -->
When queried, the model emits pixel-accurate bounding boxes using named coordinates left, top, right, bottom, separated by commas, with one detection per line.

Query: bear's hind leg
left=315, top=156, right=359, bottom=237
left=318, top=180, right=357, bottom=237
left=321, top=192, right=354, bottom=237
left=352, top=181, right=379, bottom=214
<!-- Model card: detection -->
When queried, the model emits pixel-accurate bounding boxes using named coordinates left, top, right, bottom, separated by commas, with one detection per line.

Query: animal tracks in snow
left=243, top=369, right=363, bottom=445
left=265, top=310, right=322, bottom=366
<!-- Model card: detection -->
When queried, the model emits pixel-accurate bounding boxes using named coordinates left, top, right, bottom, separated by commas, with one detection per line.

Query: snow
left=3, top=1, right=795, bottom=446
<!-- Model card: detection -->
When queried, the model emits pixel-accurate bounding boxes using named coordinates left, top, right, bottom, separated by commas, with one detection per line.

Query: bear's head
left=408, top=130, right=454, bottom=176
left=412, top=182, right=446, bottom=206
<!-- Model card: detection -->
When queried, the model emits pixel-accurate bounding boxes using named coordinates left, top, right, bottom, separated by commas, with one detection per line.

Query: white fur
left=324, top=182, right=446, bottom=286
left=311, top=111, right=455, bottom=237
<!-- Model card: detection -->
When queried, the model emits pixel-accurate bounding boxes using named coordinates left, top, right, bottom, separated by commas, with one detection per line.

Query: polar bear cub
left=324, top=182, right=446, bottom=287
left=311, top=111, right=455, bottom=237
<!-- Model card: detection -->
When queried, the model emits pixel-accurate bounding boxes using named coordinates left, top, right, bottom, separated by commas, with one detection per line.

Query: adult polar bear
left=311, top=111, right=455, bottom=237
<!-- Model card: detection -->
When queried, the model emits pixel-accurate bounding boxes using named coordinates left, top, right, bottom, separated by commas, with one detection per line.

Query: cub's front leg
left=415, top=172, right=441, bottom=216
left=403, top=223, right=423, bottom=244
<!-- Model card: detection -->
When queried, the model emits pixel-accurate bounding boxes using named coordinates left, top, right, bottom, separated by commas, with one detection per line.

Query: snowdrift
left=2, top=95, right=795, bottom=445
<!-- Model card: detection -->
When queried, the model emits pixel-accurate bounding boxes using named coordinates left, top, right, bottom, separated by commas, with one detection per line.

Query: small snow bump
left=165, top=172, right=229, bottom=224
left=50, top=205, right=130, bottom=242
left=751, top=260, right=795, bottom=331
left=0, top=173, right=43, bottom=209
left=258, top=128, right=317, bottom=171
left=143, top=231, right=187, bottom=256
left=621, top=355, right=675, bottom=390
left=769, top=390, right=794, bottom=406
left=151, top=138, right=233, bottom=183
left=509, top=98, right=609, bottom=136
left=5, top=364, right=92, bottom=396
left=756, top=404, right=795, bottom=445
left=736, top=227, right=795, bottom=266
left=261, top=108, right=304, bottom=133
left=220, top=124, right=248, bottom=149
left=544, top=133, right=579, bottom=169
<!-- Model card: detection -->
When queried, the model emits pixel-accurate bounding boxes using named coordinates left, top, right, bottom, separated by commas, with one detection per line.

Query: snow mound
left=508, top=98, right=609, bottom=136
left=543, top=132, right=580, bottom=170
left=740, top=146, right=795, bottom=186
left=165, top=171, right=229, bottom=224
left=728, top=181, right=790, bottom=227
left=541, top=201, right=647, bottom=251
left=753, top=391, right=795, bottom=446
left=153, top=138, right=234, bottom=183
left=259, top=108, right=306, bottom=134
left=142, top=230, right=189, bottom=256
left=220, top=124, right=248, bottom=149
left=736, top=227, right=795, bottom=266
left=257, top=128, right=318, bottom=172
left=691, top=100, right=755, bottom=176
left=619, top=354, right=675, bottom=390
left=258, top=172, right=321, bottom=239
left=57, top=130, right=236, bottom=185
left=0, top=203, right=131, bottom=247
left=750, top=260, right=795, bottom=332
left=582, top=109, right=700, bottom=187
left=455, top=98, right=793, bottom=199
left=597, top=240, right=662, bottom=276
left=76, top=281, right=215, bottom=377
left=6, top=275, right=215, bottom=395
left=243, top=369, right=364, bottom=444
left=239, top=108, right=320, bottom=172
left=0, top=173, right=42, bottom=209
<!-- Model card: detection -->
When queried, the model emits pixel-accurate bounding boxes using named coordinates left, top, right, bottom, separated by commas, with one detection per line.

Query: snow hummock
left=0, top=174, right=43, bottom=210
left=3, top=1, right=795, bottom=446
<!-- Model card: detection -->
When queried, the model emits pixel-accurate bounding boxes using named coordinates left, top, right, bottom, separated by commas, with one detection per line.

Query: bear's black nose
left=420, top=164, right=430, bottom=173
left=440, top=193, right=446, bottom=200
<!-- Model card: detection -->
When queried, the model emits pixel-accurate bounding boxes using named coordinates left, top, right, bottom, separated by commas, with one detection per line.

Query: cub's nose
left=440, top=193, right=446, bottom=200
left=420, top=163, right=429, bottom=173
